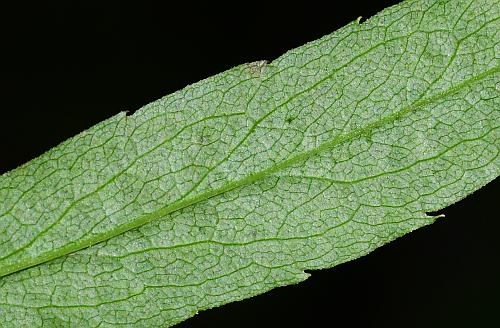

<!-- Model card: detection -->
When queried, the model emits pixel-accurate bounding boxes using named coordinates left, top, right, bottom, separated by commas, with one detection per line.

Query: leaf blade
left=0, top=0, right=499, bottom=326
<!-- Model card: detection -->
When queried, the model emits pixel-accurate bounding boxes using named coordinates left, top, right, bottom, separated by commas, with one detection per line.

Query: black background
left=1, top=1, right=498, bottom=327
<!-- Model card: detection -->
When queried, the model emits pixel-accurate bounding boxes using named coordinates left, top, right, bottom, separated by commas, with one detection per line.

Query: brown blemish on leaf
left=247, top=60, right=268, bottom=75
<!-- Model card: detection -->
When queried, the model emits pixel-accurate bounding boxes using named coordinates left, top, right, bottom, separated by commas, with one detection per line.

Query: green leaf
left=0, top=0, right=498, bottom=326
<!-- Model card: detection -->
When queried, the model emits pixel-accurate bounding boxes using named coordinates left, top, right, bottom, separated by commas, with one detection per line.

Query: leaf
left=0, top=0, right=499, bottom=326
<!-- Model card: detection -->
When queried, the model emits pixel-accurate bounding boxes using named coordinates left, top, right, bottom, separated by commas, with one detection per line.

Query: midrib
left=0, top=65, right=497, bottom=278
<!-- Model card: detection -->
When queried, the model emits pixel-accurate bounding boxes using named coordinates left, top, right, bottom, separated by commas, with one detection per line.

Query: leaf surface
left=0, top=0, right=499, bottom=326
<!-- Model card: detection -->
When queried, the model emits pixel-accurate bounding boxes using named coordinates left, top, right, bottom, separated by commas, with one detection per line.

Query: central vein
left=0, top=65, right=497, bottom=279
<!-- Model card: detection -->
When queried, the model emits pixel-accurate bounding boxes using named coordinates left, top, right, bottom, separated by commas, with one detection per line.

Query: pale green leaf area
left=0, top=0, right=499, bottom=326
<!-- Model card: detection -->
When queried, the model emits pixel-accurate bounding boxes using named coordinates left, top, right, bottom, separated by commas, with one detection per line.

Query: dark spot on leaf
left=125, top=109, right=135, bottom=117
